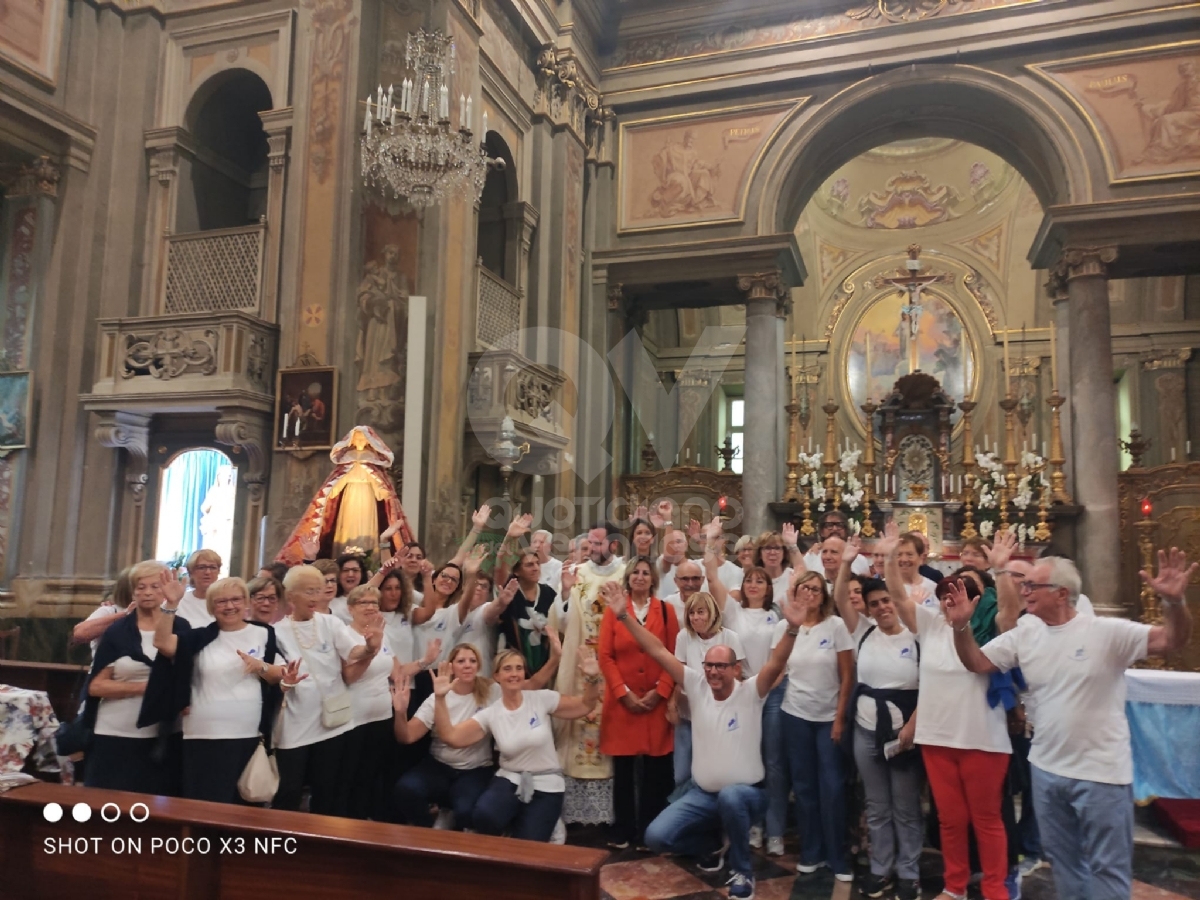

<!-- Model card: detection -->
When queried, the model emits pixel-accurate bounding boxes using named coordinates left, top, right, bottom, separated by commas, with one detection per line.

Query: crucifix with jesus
left=877, top=244, right=950, bottom=374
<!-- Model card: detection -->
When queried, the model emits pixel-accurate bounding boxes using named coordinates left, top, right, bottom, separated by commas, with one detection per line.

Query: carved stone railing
left=162, top=224, right=265, bottom=316
left=84, top=311, right=277, bottom=412
left=476, top=265, right=523, bottom=352
left=466, top=349, right=567, bottom=453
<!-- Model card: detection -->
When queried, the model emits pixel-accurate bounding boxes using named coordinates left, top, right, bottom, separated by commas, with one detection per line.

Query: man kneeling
left=601, top=580, right=806, bottom=900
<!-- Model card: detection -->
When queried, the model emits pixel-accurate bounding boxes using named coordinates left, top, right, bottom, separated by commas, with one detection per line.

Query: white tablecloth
left=1124, top=668, right=1200, bottom=801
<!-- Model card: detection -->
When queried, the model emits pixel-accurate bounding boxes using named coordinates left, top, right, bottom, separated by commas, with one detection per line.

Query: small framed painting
left=275, top=366, right=337, bottom=450
left=0, top=371, right=31, bottom=451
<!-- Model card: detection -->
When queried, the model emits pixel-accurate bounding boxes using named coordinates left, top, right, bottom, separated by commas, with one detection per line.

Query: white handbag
left=238, top=737, right=279, bottom=803
left=294, top=616, right=353, bottom=730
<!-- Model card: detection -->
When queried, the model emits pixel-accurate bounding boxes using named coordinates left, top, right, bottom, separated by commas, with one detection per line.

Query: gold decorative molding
left=534, top=45, right=612, bottom=161
left=1062, top=246, right=1118, bottom=280
left=1141, top=348, right=1193, bottom=370
left=823, top=277, right=857, bottom=342
left=0, top=156, right=61, bottom=198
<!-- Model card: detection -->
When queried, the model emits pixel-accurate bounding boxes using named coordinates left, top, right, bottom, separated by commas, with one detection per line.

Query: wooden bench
left=0, top=782, right=608, bottom=899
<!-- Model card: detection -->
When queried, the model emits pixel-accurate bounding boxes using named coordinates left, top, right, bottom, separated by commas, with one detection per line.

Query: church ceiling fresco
left=618, top=100, right=806, bottom=233
left=1028, top=44, right=1200, bottom=184
left=603, top=0, right=1041, bottom=71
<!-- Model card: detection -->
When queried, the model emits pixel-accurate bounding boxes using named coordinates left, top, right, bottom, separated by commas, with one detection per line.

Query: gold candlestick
left=800, top=456, right=816, bottom=537
left=1135, top=500, right=1163, bottom=628
left=783, top=396, right=802, bottom=502
left=823, top=398, right=839, bottom=496
left=1032, top=462, right=1053, bottom=542
left=999, top=395, right=1019, bottom=530
left=958, top=398, right=979, bottom=539
left=859, top=400, right=878, bottom=537
left=960, top=471, right=979, bottom=540
left=1046, top=390, right=1072, bottom=504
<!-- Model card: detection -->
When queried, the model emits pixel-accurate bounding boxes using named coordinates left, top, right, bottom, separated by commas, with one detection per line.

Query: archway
left=180, top=68, right=273, bottom=232
left=154, top=448, right=238, bottom=572
left=476, top=131, right=519, bottom=284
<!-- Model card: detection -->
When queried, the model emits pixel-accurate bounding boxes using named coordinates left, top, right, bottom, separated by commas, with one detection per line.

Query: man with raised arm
left=602, top=577, right=811, bottom=900
left=945, top=548, right=1195, bottom=900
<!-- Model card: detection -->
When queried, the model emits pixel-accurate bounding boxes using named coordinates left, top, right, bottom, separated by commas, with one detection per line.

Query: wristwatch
left=616, top=611, right=629, bottom=621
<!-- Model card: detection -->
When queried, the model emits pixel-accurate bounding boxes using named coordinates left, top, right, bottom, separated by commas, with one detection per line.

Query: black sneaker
left=895, top=878, right=920, bottom=900
left=861, top=873, right=894, bottom=898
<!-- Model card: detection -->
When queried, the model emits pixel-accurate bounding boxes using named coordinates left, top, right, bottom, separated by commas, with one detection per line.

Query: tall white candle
left=363, top=97, right=372, bottom=131
left=465, top=95, right=472, bottom=127
left=482, top=110, right=488, bottom=134
left=1171, top=447, right=1177, bottom=462
left=282, top=413, right=289, bottom=439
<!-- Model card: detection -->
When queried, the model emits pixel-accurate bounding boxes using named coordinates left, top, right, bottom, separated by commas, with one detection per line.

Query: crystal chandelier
left=360, top=29, right=493, bottom=208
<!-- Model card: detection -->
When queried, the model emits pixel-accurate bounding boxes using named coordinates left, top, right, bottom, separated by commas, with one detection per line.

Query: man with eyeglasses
left=947, top=548, right=1195, bottom=900
left=603, top=579, right=810, bottom=900
left=662, top=560, right=705, bottom=625
left=176, top=549, right=222, bottom=627
left=804, top=511, right=870, bottom=577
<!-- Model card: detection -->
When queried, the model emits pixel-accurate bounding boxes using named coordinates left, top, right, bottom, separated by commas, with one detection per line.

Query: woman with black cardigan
left=143, top=573, right=301, bottom=804
left=84, top=560, right=179, bottom=794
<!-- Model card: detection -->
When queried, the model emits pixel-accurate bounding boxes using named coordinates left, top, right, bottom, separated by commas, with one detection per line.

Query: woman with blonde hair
left=669, top=589, right=746, bottom=787
left=145, top=574, right=300, bottom=804
left=73, top=567, right=135, bottom=662
left=432, top=642, right=602, bottom=842
left=395, top=638, right=561, bottom=829
left=775, top=569, right=855, bottom=880
left=84, top=560, right=179, bottom=794
left=311, top=559, right=341, bottom=615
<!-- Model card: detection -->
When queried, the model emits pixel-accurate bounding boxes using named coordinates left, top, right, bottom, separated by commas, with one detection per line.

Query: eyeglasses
left=1019, top=582, right=1059, bottom=594
left=251, top=593, right=278, bottom=603
left=702, top=661, right=735, bottom=671
left=796, top=583, right=824, bottom=594
left=213, top=598, right=242, bottom=608
left=192, top=564, right=220, bottom=573
left=323, top=577, right=338, bottom=585
left=677, top=576, right=703, bottom=582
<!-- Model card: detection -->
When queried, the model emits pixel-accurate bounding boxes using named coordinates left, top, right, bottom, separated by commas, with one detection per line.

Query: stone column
left=1045, top=270, right=1074, bottom=494
left=739, top=272, right=785, bottom=536
left=1061, top=247, right=1121, bottom=614
left=94, top=412, right=151, bottom=570
left=258, top=108, right=292, bottom=323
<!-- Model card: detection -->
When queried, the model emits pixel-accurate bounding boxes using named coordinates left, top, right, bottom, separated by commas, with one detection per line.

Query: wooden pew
left=0, top=782, right=607, bottom=899
left=0, top=660, right=89, bottom=723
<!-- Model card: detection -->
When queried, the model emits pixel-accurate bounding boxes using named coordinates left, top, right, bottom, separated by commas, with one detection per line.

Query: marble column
left=739, top=273, right=785, bottom=536
left=1062, top=247, right=1121, bottom=614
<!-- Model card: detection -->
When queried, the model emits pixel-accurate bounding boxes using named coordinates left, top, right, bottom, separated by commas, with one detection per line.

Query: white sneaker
left=550, top=818, right=567, bottom=844
left=796, top=861, right=828, bottom=874
left=748, top=826, right=763, bottom=849
left=835, top=872, right=854, bottom=883
left=766, top=837, right=785, bottom=856
left=433, top=809, right=455, bottom=830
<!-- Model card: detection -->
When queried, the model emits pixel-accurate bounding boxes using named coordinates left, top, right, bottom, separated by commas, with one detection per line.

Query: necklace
left=291, top=616, right=318, bottom=649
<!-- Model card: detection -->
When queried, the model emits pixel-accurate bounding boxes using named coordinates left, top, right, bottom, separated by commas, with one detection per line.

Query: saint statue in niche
left=355, top=244, right=408, bottom=403
left=275, top=426, right=413, bottom=564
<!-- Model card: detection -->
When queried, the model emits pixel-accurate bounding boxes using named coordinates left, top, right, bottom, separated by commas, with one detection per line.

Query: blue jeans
left=645, top=782, right=767, bottom=878
left=673, top=720, right=692, bottom=786
left=761, top=679, right=788, bottom=839
left=1031, top=765, right=1133, bottom=900
left=782, top=711, right=848, bottom=875
left=472, top=775, right=564, bottom=842
left=393, top=756, right=496, bottom=828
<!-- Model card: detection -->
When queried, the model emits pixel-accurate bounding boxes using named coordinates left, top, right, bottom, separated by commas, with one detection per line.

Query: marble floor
left=565, top=825, right=1200, bottom=900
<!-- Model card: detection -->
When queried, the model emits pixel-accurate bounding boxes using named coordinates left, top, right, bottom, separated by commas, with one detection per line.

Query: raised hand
left=421, top=638, right=442, bottom=668
left=875, top=521, right=900, bottom=558
left=985, top=528, right=1017, bottom=571
left=633, top=505, right=649, bottom=523
left=379, top=554, right=403, bottom=573
left=560, top=566, right=576, bottom=597
left=704, top=516, right=724, bottom=544
left=419, top=558, right=436, bottom=581
left=464, top=543, right=489, bottom=576
left=363, top=616, right=384, bottom=654
left=280, top=658, right=307, bottom=687
left=650, top=499, right=673, bottom=529
left=842, top=537, right=861, bottom=566
left=941, top=578, right=977, bottom=629
left=507, top=513, right=534, bottom=540
left=432, top=661, right=453, bottom=697
left=1140, top=547, right=1198, bottom=601
left=782, top=585, right=811, bottom=629
left=687, top=518, right=702, bottom=542
left=381, top=520, right=403, bottom=541
left=471, top=504, right=492, bottom=531
left=160, top=568, right=187, bottom=606
left=577, top=646, right=601, bottom=679
left=601, top=581, right=627, bottom=619
left=495, top=579, right=519, bottom=609
left=391, top=672, right=412, bottom=711
left=299, top=535, right=320, bottom=560
left=782, top=522, right=799, bottom=548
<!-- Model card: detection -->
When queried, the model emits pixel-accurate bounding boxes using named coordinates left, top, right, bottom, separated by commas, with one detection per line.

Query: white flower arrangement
left=979, top=520, right=995, bottom=538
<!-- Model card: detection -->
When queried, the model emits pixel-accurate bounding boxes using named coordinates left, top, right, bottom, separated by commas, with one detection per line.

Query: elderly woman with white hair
left=145, top=574, right=301, bottom=804
left=271, top=565, right=383, bottom=816
left=83, top=560, right=180, bottom=794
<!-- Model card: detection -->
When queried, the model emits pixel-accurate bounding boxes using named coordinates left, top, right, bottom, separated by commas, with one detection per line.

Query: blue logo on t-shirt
left=1072, top=646, right=1088, bottom=661
left=246, top=648, right=259, bottom=657
left=529, top=713, right=541, bottom=728
left=899, top=646, right=912, bottom=658
left=818, top=637, right=832, bottom=649
left=726, top=713, right=740, bottom=732
left=434, top=620, right=446, bottom=631
left=766, top=614, right=776, bottom=624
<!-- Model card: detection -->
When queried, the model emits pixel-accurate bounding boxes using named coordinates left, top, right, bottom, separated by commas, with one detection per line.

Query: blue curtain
left=156, top=449, right=229, bottom=563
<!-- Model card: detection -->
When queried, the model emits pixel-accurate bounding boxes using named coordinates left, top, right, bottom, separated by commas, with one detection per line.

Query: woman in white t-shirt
left=670, top=591, right=746, bottom=788
left=879, top=524, right=1011, bottom=900
left=272, top=565, right=381, bottom=816
left=754, top=530, right=796, bottom=611
left=153, top=575, right=300, bottom=805
left=703, top=516, right=787, bottom=856
left=431, top=645, right=601, bottom=842
left=894, top=532, right=939, bottom=607
left=394, top=636, right=561, bottom=829
left=775, top=570, right=855, bottom=880
left=342, top=583, right=439, bottom=819
left=84, top=560, right=177, bottom=794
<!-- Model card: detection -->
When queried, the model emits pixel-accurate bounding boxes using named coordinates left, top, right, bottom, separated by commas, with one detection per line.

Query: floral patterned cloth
left=0, top=686, right=60, bottom=775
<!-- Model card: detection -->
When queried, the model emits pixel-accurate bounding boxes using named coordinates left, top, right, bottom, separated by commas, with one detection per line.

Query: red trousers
left=921, top=744, right=1009, bottom=900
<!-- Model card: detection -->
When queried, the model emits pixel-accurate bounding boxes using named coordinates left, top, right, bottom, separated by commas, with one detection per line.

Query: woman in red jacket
left=599, top=555, right=680, bottom=850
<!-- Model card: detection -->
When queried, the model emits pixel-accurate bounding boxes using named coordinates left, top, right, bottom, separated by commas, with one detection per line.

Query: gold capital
left=1060, top=246, right=1118, bottom=281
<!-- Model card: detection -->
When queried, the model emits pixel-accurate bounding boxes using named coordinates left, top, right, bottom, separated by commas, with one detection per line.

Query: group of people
left=72, top=503, right=1194, bottom=900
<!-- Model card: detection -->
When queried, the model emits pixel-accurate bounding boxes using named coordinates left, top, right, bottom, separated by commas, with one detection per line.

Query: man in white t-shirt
left=948, top=550, right=1195, bottom=900
left=804, top=512, right=871, bottom=576
left=176, top=549, right=222, bottom=628
left=662, top=560, right=703, bottom=624
left=531, top=530, right=563, bottom=595
left=656, top=529, right=689, bottom=598
left=604, top=581, right=808, bottom=900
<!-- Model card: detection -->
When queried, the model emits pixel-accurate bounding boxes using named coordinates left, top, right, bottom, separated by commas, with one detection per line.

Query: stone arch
left=755, top=64, right=1094, bottom=235
left=182, top=61, right=281, bottom=125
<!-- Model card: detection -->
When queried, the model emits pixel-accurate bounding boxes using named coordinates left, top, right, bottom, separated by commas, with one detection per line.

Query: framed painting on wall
left=0, top=0, right=65, bottom=86
left=275, top=366, right=337, bottom=450
left=0, top=371, right=32, bottom=451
